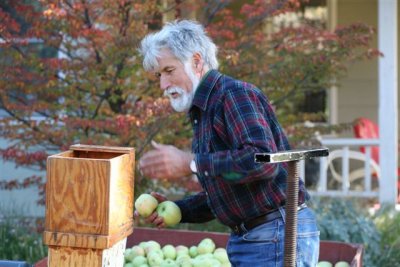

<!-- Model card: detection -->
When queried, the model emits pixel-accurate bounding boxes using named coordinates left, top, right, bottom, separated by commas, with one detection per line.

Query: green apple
left=192, top=255, right=219, bottom=267
left=156, top=201, right=182, bottom=226
left=176, top=254, right=191, bottom=264
left=317, top=261, right=333, bottom=267
left=132, top=245, right=145, bottom=256
left=147, top=250, right=164, bottom=267
left=189, top=245, right=198, bottom=258
left=160, top=258, right=179, bottom=267
left=209, top=258, right=222, bottom=267
left=135, top=193, right=158, bottom=218
left=334, top=261, right=350, bottom=267
left=124, top=263, right=134, bottom=267
left=138, top=265, right=149, bottom=267
left=213, top=248, right=229, bottom=263
left=180, top=260, right=193, bottom=267
left=138, top=241, right=148, bottom=249
left=197, top=238, right=216, bottom=254
left=143, top=240, right=161, bottom=255
left=131, top=255, right=147, bottom=267
left=221, top=262, right=231, bottom=267
left=175, top=245, right=189, bottom=257
left=125, top=246, right=145, bottom=262
left=162, top=244, right=177, bottom=260
left=124, top=248, right=134, bottom=262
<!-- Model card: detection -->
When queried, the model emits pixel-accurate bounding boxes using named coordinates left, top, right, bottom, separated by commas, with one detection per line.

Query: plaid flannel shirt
left=175, top=70, right=309, bottom=227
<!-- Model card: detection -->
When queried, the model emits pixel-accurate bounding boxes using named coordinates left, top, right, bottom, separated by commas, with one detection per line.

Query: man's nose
left=160, top=75, right=170, bottom=91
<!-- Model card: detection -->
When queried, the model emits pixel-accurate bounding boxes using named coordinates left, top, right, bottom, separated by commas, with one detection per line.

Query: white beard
left=164, top=62, right=200, bottom=112
left=164, top=87, right=194, bottom=112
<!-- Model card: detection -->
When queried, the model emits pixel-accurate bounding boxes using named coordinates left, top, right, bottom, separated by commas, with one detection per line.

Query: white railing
left=303, top=138, right=381, bottom=200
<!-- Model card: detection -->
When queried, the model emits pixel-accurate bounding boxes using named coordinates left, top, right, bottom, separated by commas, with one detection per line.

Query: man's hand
left=134, top=192, right=168, bottom=229
left=139, top=140, right=193, bottom=180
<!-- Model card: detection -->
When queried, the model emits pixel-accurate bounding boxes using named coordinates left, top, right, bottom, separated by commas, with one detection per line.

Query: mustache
left=163, top=87, right=184, bottom=97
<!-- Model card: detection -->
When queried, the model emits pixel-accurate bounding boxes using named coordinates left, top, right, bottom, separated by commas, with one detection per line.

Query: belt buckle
left=232, top=225, right=241, bottom=235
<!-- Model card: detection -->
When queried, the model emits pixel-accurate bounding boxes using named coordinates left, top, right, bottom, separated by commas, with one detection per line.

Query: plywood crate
left=42, top=144, right=135, bottom=267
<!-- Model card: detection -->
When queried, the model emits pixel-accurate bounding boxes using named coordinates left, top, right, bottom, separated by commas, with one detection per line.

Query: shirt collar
left=191, top=69, right=222, bottom=111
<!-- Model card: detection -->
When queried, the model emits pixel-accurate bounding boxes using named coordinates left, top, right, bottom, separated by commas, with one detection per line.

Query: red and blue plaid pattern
left=175, top=70, right=309, bottom=227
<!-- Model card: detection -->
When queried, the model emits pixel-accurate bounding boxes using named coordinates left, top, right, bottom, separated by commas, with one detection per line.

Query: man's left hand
left=139, top=141, right=194, bottom=180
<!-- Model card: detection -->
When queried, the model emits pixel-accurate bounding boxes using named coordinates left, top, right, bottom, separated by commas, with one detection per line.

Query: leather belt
left=230, top=203, right=308, bottom=235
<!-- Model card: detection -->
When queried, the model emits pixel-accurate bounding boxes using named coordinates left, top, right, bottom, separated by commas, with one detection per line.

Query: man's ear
left=192, top=52, right=203, bottom=70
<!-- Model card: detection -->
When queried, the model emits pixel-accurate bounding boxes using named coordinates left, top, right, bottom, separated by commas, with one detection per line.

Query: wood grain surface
left=44, top=145, right=135, bottom=251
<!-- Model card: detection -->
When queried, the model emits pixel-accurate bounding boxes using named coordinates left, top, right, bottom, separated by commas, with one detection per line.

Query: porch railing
left=303, top=138, right=380, bottom=200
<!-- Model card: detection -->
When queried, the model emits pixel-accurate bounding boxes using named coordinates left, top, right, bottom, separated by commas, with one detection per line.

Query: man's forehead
left=155, top=50, right=182, bottom=70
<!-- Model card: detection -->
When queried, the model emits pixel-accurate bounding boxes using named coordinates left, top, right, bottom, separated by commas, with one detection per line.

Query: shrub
left=309, top=197, right=381, bottom=267
left=0, top=208, right=47, bottom=264
left=372, top=204, right=400, bottom=266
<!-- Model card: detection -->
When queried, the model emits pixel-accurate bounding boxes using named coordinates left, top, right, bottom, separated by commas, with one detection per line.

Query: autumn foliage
left=0, top=0, right=380, bottom=204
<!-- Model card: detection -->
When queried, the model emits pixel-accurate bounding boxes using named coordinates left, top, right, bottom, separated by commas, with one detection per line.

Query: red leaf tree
left=0, top=0, right=379, bottom=203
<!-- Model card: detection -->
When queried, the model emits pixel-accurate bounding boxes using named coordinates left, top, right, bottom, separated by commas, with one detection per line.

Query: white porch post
left=378, top=0, right=398, bottom=205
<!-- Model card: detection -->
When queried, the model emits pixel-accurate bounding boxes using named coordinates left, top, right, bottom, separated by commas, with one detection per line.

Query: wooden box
left=43, top=144, right=135, bottom=266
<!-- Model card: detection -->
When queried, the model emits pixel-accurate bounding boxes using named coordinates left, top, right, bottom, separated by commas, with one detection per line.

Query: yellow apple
left=334, top=261, right=350, bottom=267
left=317, top=261, right=333, bottom=267
left=156, top=201, right=182, bottom=226
left=135, top=194, right=158, bottom=218
left=197, top=238, right=216, bottom=255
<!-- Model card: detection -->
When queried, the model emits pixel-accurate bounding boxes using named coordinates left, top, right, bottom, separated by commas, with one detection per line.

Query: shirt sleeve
left=174, top=191, right=216, bottom=223
left=195, top=84, right=288, bottom=184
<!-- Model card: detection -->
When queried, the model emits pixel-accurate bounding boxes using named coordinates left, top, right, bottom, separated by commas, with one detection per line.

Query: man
left=138, top=20, right=319, bottom=266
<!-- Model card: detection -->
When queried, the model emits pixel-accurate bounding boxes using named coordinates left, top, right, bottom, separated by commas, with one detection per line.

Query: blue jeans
left=226, top=207, right=320, bottom=267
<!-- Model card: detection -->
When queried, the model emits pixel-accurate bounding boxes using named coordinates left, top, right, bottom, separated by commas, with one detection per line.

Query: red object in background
left=353, top=117, right=400, bottom=202
left=353, top=117, right=380, bottom=164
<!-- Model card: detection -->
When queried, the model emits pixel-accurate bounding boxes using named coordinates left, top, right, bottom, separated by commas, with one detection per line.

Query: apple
left=209, top=258, right=222, bottom=267
left=147, top=250, right=164, bottom=267
left=192, top=255, right=219, bottom=267
left=162, top=244, right=177, bottom=260
left=221, top=262, right=232, bottom=267
left=175, top=245, right=189, bottom=257
left=124, top=248, right=134, bottom=262
left=143, top=240, right=161, bottom=255
left=156, top=201, right=182, bottom=226
left=124, top=263, right=134, bottom=267
left=189, top=245, right=198, bottom=258
left=197, top=238, right=216, bottom=254
left=131, top=255, right=147, bottom=267
left=180, top=260, right=193, bottom=267
left=138, top=241, right=148, bottom=250
left=135, top=193, right=159, bottom=218
left=334, top=261, right=350, bottom=267
left=160, top=259, right=179, bottom=267
left=176, top=254, right=191, bottom=264
left=317, top=261, right=333, bottom=267
left=125, top=246, right=145, bottom=262
left=213, top=248, right=229, bottom=263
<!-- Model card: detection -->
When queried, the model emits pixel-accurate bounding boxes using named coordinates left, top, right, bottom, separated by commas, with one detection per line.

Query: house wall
left=0, top=137, right=45, bottom=217
left=335, top=0, right=399, bottom=135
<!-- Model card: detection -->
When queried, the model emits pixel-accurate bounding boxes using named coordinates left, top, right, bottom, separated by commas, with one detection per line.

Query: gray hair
left=139, top=20, right=219, bottom=71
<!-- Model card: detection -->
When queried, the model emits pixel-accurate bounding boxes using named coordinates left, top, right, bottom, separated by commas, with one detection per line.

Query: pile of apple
left=123, top=238, right=231, bottom=267
left=317, top=261, right=350, bottom=267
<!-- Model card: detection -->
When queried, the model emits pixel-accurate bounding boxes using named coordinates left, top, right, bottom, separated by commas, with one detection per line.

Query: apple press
left=255, top=147, right=329, bottom=267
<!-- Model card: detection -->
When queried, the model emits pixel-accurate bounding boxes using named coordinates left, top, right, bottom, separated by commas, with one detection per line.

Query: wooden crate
left=126, top=228, right=363, bottom=267
left=42, top=144, right=135, bottom=267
